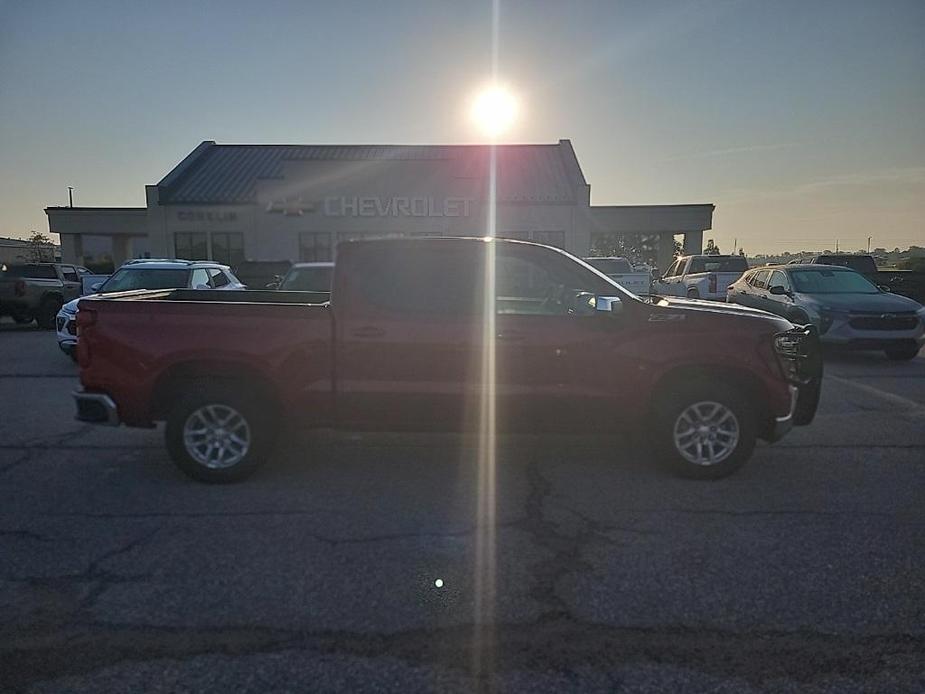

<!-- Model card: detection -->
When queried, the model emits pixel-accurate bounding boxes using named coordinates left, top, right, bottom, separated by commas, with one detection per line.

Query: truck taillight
left=708, top=274, right=717, bottom=294
left=14, top=280, right=26, bottom=297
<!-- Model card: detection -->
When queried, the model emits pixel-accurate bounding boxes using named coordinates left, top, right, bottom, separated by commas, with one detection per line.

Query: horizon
left=1, top=0, right=923, bottom=255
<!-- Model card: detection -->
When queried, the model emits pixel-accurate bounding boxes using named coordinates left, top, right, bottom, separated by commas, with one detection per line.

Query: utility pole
left=867, top=236, right=872, bottom=254
left=67, top=186, right=74, bottom=208
left=836, top=239, right=839, bottom=253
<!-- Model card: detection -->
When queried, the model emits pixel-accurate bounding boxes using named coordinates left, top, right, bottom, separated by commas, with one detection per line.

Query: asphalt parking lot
left=1, top=321, right=923, bottom=693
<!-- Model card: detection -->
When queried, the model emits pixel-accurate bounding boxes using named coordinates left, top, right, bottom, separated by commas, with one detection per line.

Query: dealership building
left=46, top=139, right=713, bottom=272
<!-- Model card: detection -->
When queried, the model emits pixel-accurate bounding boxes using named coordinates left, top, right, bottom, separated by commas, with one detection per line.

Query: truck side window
left=357, top=246, right=482, bottom=316
left=61, top=267, right=79, bottom=283
left=496, top=248, right=598, bottom=316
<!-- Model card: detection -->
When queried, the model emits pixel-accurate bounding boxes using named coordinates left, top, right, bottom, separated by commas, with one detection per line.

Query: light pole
left=67, top=186, right=74, bottom=208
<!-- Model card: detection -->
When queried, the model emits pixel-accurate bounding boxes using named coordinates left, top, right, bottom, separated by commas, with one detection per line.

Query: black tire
left=687, top=288, right=700, bottom=299
left=885, top=345, right=920, bottom=361
left=35, top=296, right=62, bottom=330
left=649, top=381, right=757, bottom=480
left=165, top=383, right=277, bottom=483
left=12, top=312, right=34, bottom=325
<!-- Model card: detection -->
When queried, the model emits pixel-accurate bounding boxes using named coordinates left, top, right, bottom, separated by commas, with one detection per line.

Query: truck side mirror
left=90, top=282, right=103, bottom=292
left=769, top=285, right=789, bottom=296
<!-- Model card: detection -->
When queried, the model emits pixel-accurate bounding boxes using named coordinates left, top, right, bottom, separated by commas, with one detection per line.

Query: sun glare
left=470, top=85, right=519, bottom=139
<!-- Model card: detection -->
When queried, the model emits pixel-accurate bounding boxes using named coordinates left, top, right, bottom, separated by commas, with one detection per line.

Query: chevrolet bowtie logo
left=265, top=197, right=315, bottom=216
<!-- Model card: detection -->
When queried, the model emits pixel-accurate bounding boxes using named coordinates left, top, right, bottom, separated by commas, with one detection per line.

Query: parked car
left=582, top=257, right=651, bottom=295
left=653, top=254, right=749, bottom=301
left=56, top=259, right=243, bottom=358
left=276, top=262, right=335, bottom=292
left=73, top=237, right=821, bottom=483
left=794, top=254, right=925, bottom=304
left=0, top=263, right=83, bottom=328
left=727, top=264, right=925, bottom=360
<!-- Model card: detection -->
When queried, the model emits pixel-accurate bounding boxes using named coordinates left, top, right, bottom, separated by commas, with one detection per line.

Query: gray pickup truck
left=0, top=263, right=84, bottom=328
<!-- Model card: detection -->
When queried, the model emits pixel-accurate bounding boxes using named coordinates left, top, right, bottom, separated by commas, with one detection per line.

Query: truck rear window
left=1, top=265, right=57, bottom=279
left=584, top=258, right=634, bottom=274
left=688, top=257, right=749, bottom=274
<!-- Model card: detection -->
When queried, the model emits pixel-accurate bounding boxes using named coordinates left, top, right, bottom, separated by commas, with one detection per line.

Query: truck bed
left=77, top=289, right=334, bottom=426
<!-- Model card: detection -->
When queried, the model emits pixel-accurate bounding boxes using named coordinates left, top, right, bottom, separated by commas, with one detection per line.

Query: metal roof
left=157, top=142, right=583, bottom=205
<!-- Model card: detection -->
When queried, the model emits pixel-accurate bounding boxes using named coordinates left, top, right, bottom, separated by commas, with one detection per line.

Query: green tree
left=704, top=239, right=721, bottom=255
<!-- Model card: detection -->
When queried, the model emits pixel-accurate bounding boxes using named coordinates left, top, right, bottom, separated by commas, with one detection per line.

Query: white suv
left=57, top=259, right=244, bottom=359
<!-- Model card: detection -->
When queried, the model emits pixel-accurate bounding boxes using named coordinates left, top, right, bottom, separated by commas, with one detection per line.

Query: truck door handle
left=351, top=326, right=385, bottom=339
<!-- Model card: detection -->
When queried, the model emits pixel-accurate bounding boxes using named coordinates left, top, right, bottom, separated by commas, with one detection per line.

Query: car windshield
left=688, top=257, right=749, bottom=273
left=789, top=268, right=879, bottom=294
left=98, top=268, right=190, bottom=292
left=584, top=258, right=634, bottom=275
left=279, top=266, right=334, bottom=291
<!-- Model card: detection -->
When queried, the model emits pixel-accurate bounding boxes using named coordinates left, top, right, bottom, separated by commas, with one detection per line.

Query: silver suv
left=727, top=264, right=925, bottom=361
left=56, top=259, right=244, bottom=358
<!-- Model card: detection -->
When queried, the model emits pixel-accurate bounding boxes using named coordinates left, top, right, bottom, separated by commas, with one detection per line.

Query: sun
left=470, top=85, right=519, bottom=139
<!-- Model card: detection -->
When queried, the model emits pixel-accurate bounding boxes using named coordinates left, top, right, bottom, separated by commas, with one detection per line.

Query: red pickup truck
left=74, top=238, right=821, bottom=482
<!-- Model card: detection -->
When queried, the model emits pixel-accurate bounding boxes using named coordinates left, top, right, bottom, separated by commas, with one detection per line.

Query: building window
left=211, top=232, right=244, bottom=267
left=532, top=231, right=565, bottom=249
left=299, top=232, right=333, bottom=262
left=175, top=232, right=208, bottom=260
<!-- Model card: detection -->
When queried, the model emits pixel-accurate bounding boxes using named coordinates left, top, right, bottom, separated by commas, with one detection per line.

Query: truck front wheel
left=650, top=382, right=756, bottom=479
left=165, top=385, right=276, bottom=483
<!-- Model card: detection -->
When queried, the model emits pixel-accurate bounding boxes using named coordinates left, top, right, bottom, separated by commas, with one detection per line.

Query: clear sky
left=1, top=0, right=923, bottom=253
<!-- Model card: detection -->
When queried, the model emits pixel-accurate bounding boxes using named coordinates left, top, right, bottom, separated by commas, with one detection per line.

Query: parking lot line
left=827, top=374, right=925, bottom=415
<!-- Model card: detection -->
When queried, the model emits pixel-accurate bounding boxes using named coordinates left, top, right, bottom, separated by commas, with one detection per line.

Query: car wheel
left=885, top=345, right=920, bottom=361
left=687, top=288, right=700, bottom=299
left=650, top=382, right=756, bottom=479
left=165, top=384, right=277, bottom=483
left=35, top=297, right=62, bottom=330
left=11, top=311, right=34, bottom=325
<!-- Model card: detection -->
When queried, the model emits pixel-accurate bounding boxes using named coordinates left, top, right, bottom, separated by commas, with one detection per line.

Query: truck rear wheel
left=35, top=296, right=62, bottom=330
left=650, top=382, right=756, bottom=479
left=165, top=385, right=276, bottom=483
left=11, top=310, right=34, bottom=325
left=686, top=288, right=700, bottom=299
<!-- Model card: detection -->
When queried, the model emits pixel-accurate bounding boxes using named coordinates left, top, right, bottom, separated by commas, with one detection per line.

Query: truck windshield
left=790, top=268, right=879, bottom=294
left=584, top=258, right=634, bottom=275
left=99, top=268, right=190, bottom=292
left=279, top=266, right=334, bottom=291
left=1, top=265, right=57, bottom=279
left=688, top=257, right=749, bottom=274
